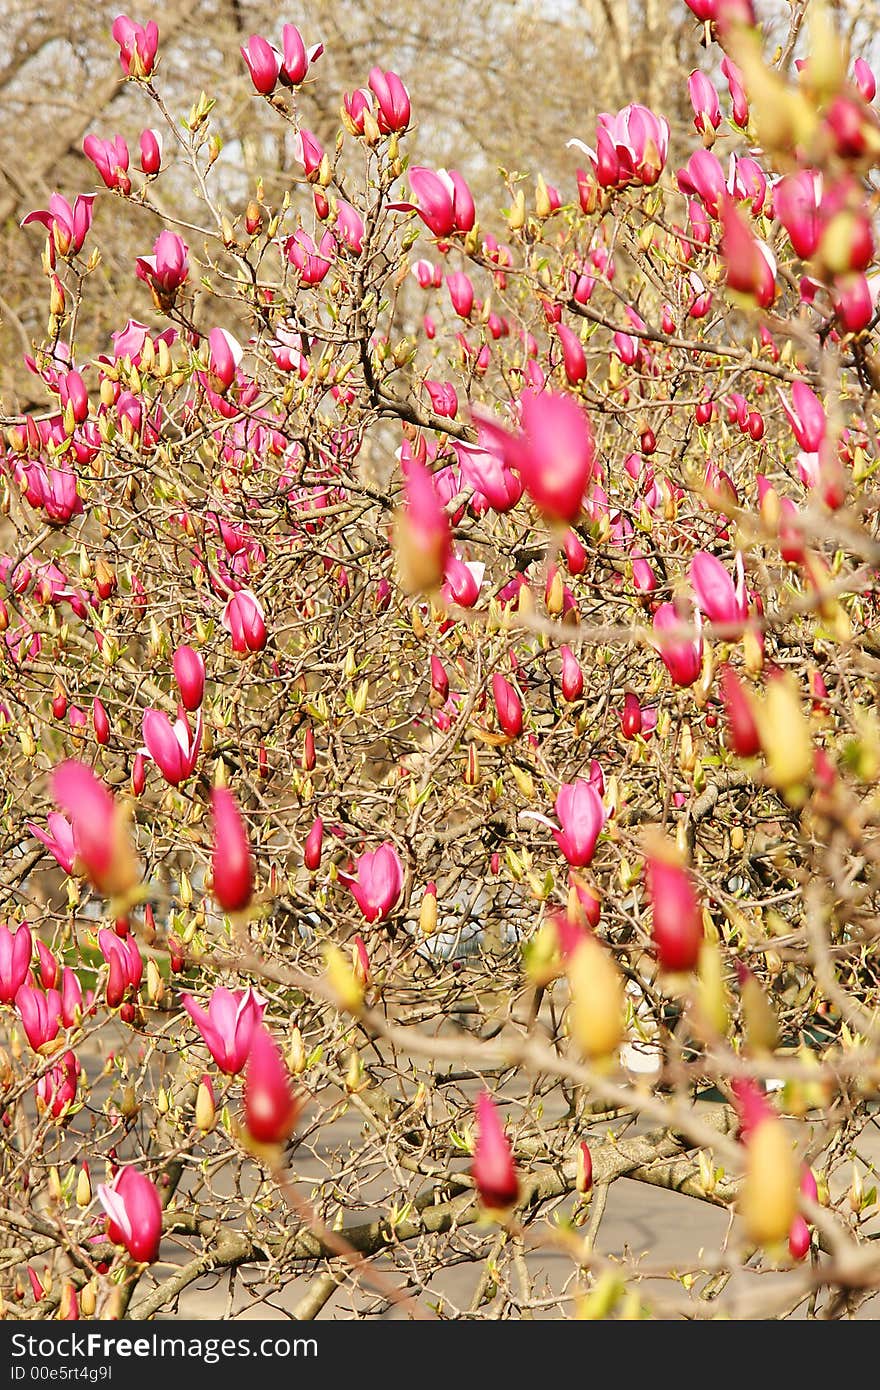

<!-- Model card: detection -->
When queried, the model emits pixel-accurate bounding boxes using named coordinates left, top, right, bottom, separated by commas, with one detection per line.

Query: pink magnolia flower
left=690, top=551, right=748, bottom=627
left=98, top=1167, right=163, bottom=1263
left=475, top=389, right=596, bottom=523
left=569, top=104, right=669, bottom=188
left=27, top=813, right=76, bottom=876
left=35, top=1049, right=80, bottom=1120
left=341, top=844, right=404, bottom=923
left=390, top=167, right=475, bottom=237
left=773, top=171, right=822, bottom=259
left=135, top=230, right=189, bottom=299
left=36, top=941, right=59, bottom=990
left=472, top=1092, right=519, bottom=1210
left=210, top=787, right=254, bottom=914
left=0, top=922, right=33, bottom=1004
left=291, top=129, right=324, bottom=177
left=18, top=463, right=83, bottom=526
left=652, top=603, right=703, bottom=687
left=16, top=985, right=63, bottom=1051
left=240, top=34, right=281, bottom=94
left=442, top=554, right=484, bottom=608
left=243, top=1023, right=302, bottom=1144
left=780, top=381, right=826, bottom=452
left=677, top=149, right=726, bottom=216
left=140, top=707, right=202, bottom=785
left=368, top=67, right=411, bottom=132
left=285, top=229, right=334, bottom=284
left=98, top=929, right=143, bottom=1008
left=334, top=200, right=365, bottom=254
left=206, top=327, right=243, bottom=392
left=833, top=272, right=874, bottom=334
left=22, top=193, right=96, bottom=257
left=720, top=197, right=776, bottom=306
left=83, top=134, right=131, bottom=192
left=51, top=760, right=139, bottom=899
left=181, top=986, right=265, bottom=1074
left=111, top=15, right=159, bottom=78
left=552, top=779, right=606, bottom=868
left=424, top=380, right=458, bottom=418
left=221, top=589, right=268, bottom=654
left=453, top=442, right=522, bottom=513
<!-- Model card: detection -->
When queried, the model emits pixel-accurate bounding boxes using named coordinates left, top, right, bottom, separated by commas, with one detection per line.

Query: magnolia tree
left=1, top=0, right=880, bottom=1323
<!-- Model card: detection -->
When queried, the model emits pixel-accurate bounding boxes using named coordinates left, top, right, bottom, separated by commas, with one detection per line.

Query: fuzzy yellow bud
left=76, top=1165, right=92, bottom=1208
left=754, top=675, right=812, bottom=798
left=740, top=1117, right=799, bottom=1247
left=566, top=936, right=624, bottom=1061
left=195, top=1076, right=216, bottom=1132
left=324, top=944, right=364, bottom=1014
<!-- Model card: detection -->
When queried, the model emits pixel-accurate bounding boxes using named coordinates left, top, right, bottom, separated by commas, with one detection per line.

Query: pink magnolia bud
left=243, top=1023, right=302, bottom=1144
left=854, top=57, right=877, bottom=102
left=688, top=71, right=721, bottom=136
left=98, top=1166, right=163, bottom=1263
left=173, top=644, right=206, bottom=711
left=621, top=691, right=642, bottom=739
left=773, top=171, right=821, bottom=259
left=472, top=1092, right=519, bottom=1210
left=92, top=698, right=110, bottom=745
left=210, top=788, right=253, bottom=914
left=645, top=850, right=703, bottom=972
left=556, top=323, right=587, bottom=384
left=240, top=34, right=281, bottom=94
left=395, top=457, right=452, bottom=593
left=16, top=985, right=62, bottom=1050
left=576, top=1140, right=593, bottom=1195
left=304, top=817, right=323, bottom=872
left=492, top=673, right=523, bottom=738
left=430, top=654, right=450, bottom=704
left=833, top=273, right=873, bottom=334
left=368, top=67, right=411, bottom=133
left=0, top=923, right=32, bottom=1004
left=391, top=166, right=475, bottom=237
left=280, top=25, right=322, bottom=86
left=139, top=128, right=162, bottom=175
left=131, top=751, right=146, bottom=796
left=788, top=1215, right=811, bottom=1261
left=719, top=664, right=761, bottom=756
left=560, top=645, right=584, bottom=702
left=36, top=939, right=59, bottom=990
left=652, top=603, right=703, bottom=687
